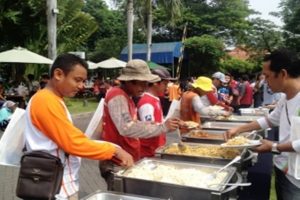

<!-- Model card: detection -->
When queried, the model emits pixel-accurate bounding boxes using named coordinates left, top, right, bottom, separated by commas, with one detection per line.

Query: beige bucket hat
left=117, top=59, right=161, bottom=83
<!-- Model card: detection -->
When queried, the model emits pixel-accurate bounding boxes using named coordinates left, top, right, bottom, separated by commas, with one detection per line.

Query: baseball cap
left=212, top=72, right=226, bottom=83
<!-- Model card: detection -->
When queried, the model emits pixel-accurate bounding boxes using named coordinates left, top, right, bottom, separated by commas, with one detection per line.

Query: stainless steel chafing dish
left=239, top=108, right=269, bottom=116
left=114, top=158, right=242, bottom=200
left=211, top=115, right=262, bottom=123
left=201, top=121, right=247, bottom=130
left=81, top=190, right=165, bottom=200
left=182, top=130, right=262, bottom=144
left=156, top=143, right=243, bottom=165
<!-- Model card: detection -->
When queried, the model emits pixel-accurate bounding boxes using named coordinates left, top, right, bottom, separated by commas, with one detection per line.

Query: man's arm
left=108, top=95, right=174, bottom=138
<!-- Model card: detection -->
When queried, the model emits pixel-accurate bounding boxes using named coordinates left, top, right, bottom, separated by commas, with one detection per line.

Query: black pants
left=99, top=160, right=121, bottom=191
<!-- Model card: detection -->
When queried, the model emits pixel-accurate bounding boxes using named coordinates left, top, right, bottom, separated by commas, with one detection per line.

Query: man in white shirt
left=225, top=48, right=300, bottom=200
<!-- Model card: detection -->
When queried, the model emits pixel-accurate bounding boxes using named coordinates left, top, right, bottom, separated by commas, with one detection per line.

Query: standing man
left=24, top=54, right=133, bottom=200
left=137, top=68, right=176, bottom=158
left=225, top=48, right=300, bottom=199
left=100, top=59, right=180, bottom=189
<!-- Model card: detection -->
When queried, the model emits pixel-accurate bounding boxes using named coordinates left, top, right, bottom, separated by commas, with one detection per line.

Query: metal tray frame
left=114, top=158, right=241, bottom=200
left=201, top=121, right=248, bottom=130
left=155, top=143, right=247, bottom=166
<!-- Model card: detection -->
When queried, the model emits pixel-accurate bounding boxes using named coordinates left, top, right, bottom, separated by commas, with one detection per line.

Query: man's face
left=127, top=80, right=148, bottom=97
left=212, top=78, right=221, bottom=88
left=262, top=61, right=284, bottom=93
left=155, top=80, right=169, bottom=94
left=55, top=64, right=87, bottom=97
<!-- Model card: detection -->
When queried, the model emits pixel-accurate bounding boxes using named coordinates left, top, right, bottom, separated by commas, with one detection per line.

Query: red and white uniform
left=137, top=92, right=166, bottom=158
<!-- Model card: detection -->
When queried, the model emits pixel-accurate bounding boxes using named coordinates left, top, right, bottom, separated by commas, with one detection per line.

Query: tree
left=184, top=35, right=225, bottom=76
left=220, top=57, right=256, bottom=74
left=280, top=0, right=300, bottom=51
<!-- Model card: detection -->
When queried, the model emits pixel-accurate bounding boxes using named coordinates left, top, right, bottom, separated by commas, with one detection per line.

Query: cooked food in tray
left=189, top=130, right=223, bottom=139
left=225, top=136, right=250, bottom=146
left=184, top=121, right=199, bottom=129
left=163, top=144, right=240, bottom=159
left=221, top=136, right=262, bottom=148
left=125, top=162, right=228, bottom=190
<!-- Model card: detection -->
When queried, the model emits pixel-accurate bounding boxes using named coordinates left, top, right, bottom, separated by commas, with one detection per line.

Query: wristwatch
left=271, top=143, right=280, bottom=154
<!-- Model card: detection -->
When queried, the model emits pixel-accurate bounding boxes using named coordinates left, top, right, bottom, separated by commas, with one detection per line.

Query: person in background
left=225, top=48, right=300, bottom=199
left=237, top=74, right=253, bottom=109
left=39, top=73, right=50, bottom=89
left=200, top=72, right=234, bottom=112
left=137, top=68, right=177, bottom=158
left=0, top=100, right=17, bottom=131
left=262, top=81, right=283, bottom=110
left=179, top=76, right=230, bottom=128
left=99, top=59, right=181, bottom=190
left=253, top=73, right=265, bottom=108
left=27, top=74, right=40, bottom=98
left=0, top=81, right=6, bottom=107
left=24, top=54, right=133, bottom=200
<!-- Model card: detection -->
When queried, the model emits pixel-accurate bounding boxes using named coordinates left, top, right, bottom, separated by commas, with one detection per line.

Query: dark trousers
left=275, top=167, right=300, bottom=200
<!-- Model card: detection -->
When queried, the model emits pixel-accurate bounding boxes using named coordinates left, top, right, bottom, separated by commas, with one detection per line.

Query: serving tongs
left=206, top=155, right=241, bottom=180
left=176, top=128, right=187, bottom=151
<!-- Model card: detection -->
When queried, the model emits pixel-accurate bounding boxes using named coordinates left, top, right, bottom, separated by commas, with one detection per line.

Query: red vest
left=240, top=81, right=253, bottom=105
left=137, top=93, right=166, bottom=158
left=101, top=87, right=141, bottom=161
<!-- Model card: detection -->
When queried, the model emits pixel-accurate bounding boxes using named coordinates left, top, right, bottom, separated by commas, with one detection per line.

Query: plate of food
left=184, top=121, right=200, bottom=129
left=220, top=136, right=262, bottom=148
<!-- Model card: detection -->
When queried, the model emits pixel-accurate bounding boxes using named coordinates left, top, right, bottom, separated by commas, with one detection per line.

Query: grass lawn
left=65, top=97, right=99, bottom=114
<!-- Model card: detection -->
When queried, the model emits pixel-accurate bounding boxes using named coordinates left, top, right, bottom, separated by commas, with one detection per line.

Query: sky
left=248, top=0, right=283, bottom=26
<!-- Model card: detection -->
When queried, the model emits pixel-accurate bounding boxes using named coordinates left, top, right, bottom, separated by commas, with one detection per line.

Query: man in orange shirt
left=24, top=54, right=133, bottom=200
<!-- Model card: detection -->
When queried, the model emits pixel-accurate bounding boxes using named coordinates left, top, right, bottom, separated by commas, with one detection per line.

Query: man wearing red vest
left=99, top=59, right=180, bottom=190
left=137, top=68, right=177, bottom=158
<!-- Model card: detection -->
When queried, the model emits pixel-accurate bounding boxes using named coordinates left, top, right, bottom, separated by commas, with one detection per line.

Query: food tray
left=201, top=121, right=247, bottom=130
left=213, top=115, right=262, bottom=123
left=114, top=158, right=241, bottom=200
left=239, top=108, right=269, bottom=116
left=81, top=190, right=165, bottom=200
left=155, top=142, right=245, bottom=165
left=182, top=130, right=260, bottom=144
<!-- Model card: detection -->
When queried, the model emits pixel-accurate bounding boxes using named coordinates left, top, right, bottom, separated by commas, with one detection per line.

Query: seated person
left=0, top=101, right=17, bottom=131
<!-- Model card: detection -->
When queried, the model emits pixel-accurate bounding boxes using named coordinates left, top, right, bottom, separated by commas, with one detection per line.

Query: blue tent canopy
left=120, top=42, right=182, bottom=64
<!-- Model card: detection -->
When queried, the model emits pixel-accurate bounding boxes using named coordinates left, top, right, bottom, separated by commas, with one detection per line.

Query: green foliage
left=220, top=57, right=256, bottom=74
left=184, top=35, right=225, bottom=75
left=280, top=0, right=300, bottom=51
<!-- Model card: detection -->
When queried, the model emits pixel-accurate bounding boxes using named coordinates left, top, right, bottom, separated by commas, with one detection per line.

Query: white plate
left=220, top=140, right=262, bottom=148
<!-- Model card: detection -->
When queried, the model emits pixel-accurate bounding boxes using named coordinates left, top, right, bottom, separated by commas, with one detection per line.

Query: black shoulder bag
left=16, top=150, right=68, bottom=200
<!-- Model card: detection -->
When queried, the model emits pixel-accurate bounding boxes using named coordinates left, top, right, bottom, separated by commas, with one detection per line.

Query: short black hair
left=50, top=54, right=88, bottom=78
left=263, top=48, right=300, bottom=78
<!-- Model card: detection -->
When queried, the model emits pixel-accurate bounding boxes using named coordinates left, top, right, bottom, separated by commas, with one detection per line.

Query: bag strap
left=286, top=102, right=291, bottom=126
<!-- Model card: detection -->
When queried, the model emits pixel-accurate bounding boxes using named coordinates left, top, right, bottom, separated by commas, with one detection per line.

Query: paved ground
left=0, top=112, right=106, bottom=200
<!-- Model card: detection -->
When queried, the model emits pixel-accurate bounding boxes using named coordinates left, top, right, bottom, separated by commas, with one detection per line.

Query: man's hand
left=164, top=118, right=181, bottom=131
left=114, top=147, right=134, bottom=167
left=224, top=127, right=240, bottom=141
left=253, top=139, right=273, bottom=153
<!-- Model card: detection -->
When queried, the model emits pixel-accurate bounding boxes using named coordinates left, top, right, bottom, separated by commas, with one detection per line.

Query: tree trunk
left=146, top=0, right=152, bottom=61
left=127, top=0, right=134, bottom=61
left=47, top=0, right=57, bottom=60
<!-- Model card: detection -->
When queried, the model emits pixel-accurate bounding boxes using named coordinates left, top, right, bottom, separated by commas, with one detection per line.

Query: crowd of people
left=1, top=48, right=299, bottom=200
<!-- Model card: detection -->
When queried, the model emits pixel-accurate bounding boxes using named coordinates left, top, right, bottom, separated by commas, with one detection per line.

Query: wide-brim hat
left=192, top=76, right=213, bottom=92
left=117, top=59, right=160, bottom=83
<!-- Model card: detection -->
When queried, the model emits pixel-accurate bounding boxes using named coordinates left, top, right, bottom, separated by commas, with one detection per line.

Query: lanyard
left=285, top=102, right=291, bottom=126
